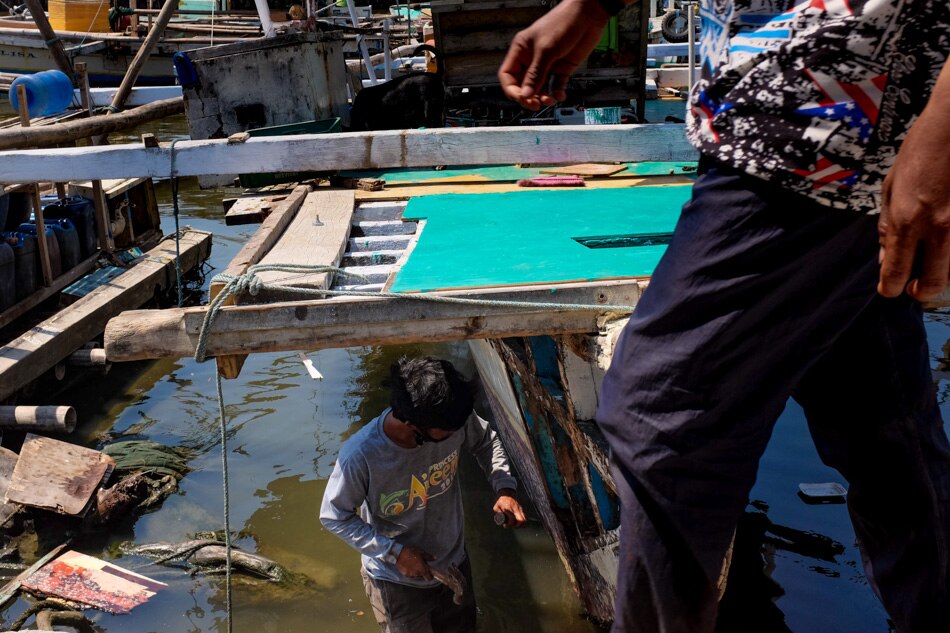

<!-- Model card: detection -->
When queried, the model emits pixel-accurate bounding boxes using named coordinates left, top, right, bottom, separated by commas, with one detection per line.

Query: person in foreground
left=320, top=356, right=526, bottom=633
left=500, top=1, right=950, bottom=632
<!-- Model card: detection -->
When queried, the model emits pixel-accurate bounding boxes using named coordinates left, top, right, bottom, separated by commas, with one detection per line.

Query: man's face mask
left=408, top=424, right=454, bottom=446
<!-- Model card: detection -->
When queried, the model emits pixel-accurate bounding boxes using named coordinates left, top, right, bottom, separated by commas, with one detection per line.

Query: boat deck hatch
left=572, top=232, right=674, bottom=249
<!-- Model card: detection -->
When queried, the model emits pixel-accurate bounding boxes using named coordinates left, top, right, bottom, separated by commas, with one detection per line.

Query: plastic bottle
left=8, top=70, right=74, bottom=118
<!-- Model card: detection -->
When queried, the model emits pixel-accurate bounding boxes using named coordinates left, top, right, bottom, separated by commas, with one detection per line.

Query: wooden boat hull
left=469, top=326, right=627, bottom=624
left=0, top=27, right=212, bottom=86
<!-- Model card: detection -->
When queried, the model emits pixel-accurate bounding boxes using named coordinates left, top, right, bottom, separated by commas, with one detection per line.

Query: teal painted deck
left=390, top=185, right=692, bottom=293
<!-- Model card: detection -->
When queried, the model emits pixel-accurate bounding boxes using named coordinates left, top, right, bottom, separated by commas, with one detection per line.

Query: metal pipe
left=253, top=0, right=275, bottom=37
left=383, top=19, right=392, bottom=82
left=347, top=0, right=377, bottom=85
left=686, top=2, right=696, bottom=92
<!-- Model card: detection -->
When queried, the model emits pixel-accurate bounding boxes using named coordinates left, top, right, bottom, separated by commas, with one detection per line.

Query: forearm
left=467, top=415, right=518, bottom=491
left=320, top=511, right=401, bottom=562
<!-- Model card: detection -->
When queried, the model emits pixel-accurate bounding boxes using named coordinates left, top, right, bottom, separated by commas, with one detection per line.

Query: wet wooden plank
left=5, top=434, right=114, bottom=516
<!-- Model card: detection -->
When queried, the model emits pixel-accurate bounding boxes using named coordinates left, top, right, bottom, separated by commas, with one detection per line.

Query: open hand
left=878, top=106, right=950, bottom=301
left=498, top=0, right=612, bottom=110
left=396, top=545, right=434, bottom=580
left=493, top=489, right=527, bottom=528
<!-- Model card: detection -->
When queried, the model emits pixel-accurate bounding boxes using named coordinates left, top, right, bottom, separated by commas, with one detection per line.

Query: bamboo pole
left=22, top=0, right=75, bottom=84
left=0, top=97, right=185, bottom=150
left=76, top=63, right=114, bottom=254
left=109, top=0, right=181, bottom=112
left=0, top=406, right=77, bottom=433
left=16, top=84, right=54, bottom=287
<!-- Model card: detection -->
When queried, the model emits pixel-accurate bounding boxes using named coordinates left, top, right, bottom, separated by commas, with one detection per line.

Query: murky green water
left=4, top=111, right=949, bottom=632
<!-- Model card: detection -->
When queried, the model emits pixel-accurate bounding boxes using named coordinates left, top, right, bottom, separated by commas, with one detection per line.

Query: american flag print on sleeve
left=686, top=0, right=950, bottom=214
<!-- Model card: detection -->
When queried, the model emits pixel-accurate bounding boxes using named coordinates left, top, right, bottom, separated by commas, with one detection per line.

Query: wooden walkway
left=0, top=229, right=212, bottom=401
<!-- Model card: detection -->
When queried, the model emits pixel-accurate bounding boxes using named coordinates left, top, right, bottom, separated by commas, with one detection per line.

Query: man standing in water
left=321, top=356, right=526, bottom=633
left=500, top=1, right=950, bottom=632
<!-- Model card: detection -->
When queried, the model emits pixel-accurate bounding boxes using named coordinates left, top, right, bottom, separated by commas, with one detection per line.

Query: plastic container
left=44, top=218, right=81, bottom=271
left=0, top=241, right=14, bottom=311
left=3, top=232, right=37, bottom=301
left=44, top=196, right=98, bottom=258
left=8, top=71, right=74, bottom=119
left=17, top=224, right=63, bottom=280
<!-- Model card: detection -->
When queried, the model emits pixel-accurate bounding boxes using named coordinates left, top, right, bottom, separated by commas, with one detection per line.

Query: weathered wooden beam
left=0, top=125, right=696, bottom=183
left=0, top=97, right=184, bottom=151
left=104, top=280, right=644, bottom=361
left=0, top=230, right=212, bottom=401
left=211, top=184, right=311, bottom=379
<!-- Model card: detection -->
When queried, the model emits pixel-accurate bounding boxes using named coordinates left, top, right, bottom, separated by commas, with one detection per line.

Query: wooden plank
left=224, top=195, right=284, bottom=225
left=540, top=164, right=628, bottom=177
left=0, top=447, right=21, bottom=528
left=0, top=125, right=697, bottom=184
left=255, top=190, right=355, bottom=293
left=0, top=229, right=212, bottom=401
left=69, top=177, right=150, bottom=199
left=104, top=279, right=643, bottom=361
left=217, top=185, right=311, bottom=280
left=353, top=175, right=692, bottom=202
left=5, top=434, right=114, bottom=516
left=211, top=185, right=310, bottom=379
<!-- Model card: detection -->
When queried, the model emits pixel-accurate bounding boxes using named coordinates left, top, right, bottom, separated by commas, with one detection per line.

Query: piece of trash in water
left=23, top=550, right=166, bottom=614
left=798, top=482, right=847, bottom=503
left=298, top=352, right=323, bottom=380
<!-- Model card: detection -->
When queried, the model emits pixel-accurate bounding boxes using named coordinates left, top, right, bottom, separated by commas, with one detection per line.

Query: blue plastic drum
left=9, top=70, right=74, bottom=118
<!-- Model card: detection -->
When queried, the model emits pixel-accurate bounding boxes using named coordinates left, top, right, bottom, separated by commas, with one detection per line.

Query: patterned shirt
left=686, top=0, right=950, bottom=214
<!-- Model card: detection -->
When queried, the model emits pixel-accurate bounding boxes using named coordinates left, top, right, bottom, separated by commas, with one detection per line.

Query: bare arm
left=498, top=0, right=619, bottom=110
left=878, top=60, right=950, bottom=301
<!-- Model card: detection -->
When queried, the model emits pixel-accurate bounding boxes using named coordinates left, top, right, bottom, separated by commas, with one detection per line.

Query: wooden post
left=0, top=406, right=77, bottom=433
left=17, top=84, right=54, bottom=287
left=109, top=0, right=181, bottom=112
left=22, top=0, right=76, bottom=84
left=76, top=63, right=115, bottom=254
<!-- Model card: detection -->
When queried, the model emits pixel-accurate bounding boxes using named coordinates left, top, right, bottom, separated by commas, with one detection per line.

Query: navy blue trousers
left=596, top=161, right=950, bottom=633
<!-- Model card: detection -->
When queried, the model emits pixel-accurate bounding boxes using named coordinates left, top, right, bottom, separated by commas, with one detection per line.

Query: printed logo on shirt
left=378, top=449, right=460, bottom=516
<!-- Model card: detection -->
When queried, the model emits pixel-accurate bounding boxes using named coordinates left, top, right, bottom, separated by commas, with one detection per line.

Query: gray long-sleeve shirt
left=320, top=408, right=517, bottom=588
